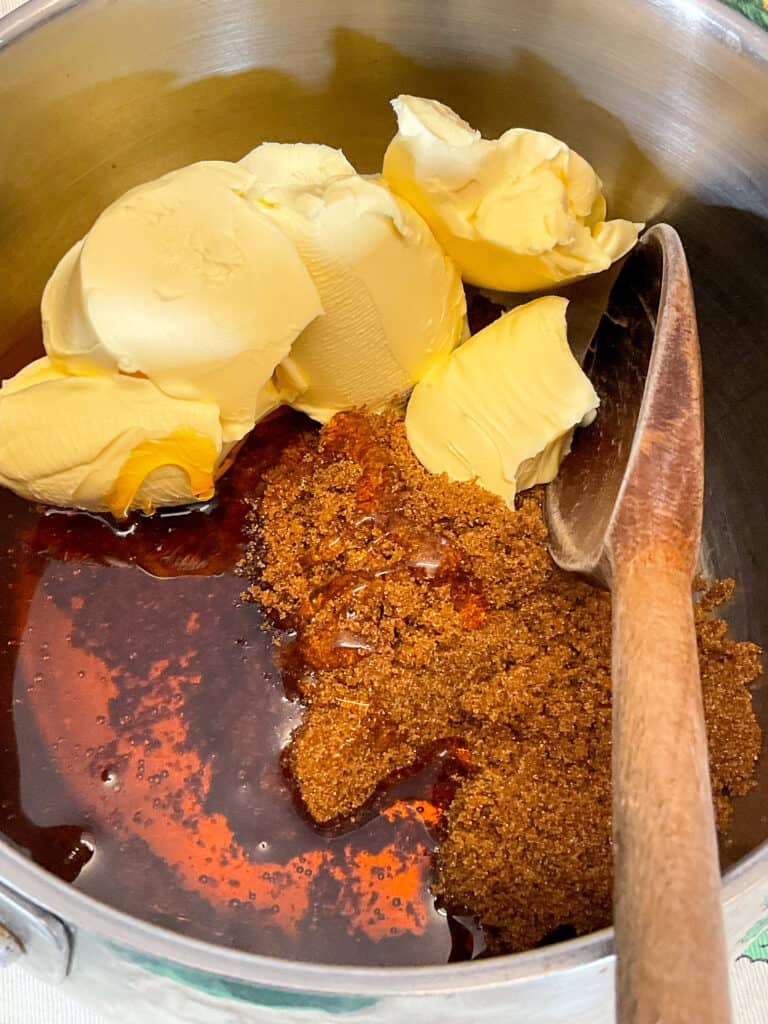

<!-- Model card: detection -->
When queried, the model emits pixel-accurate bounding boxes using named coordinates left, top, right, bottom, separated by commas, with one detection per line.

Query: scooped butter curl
left=0, top=358, right=227, bottom=517
left=240, top=142, right=467, bottom=423
left=42, top=160, right=323, bottom=442
left=405, top=296, right=599, bottom=506
left=383, top=95, right=642, bottom=293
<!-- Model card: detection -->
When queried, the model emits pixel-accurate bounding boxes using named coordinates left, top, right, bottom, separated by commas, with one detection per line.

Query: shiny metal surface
left=0, top=0, right=767, bottom=1019
left=0, top=880, right=70, bottom=981
left=0, top=924, right=22, bottom=969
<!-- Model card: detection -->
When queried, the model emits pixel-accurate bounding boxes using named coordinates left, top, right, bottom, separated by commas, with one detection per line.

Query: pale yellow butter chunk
left=405, top=296, right=599, bottom=506
left=0, top=358, right=227, bottom=517
left=42, top=160, right=323, bottom=442
left=240, top=142, right=467, bottom=423
left=383, top=95, right=643, bottom=292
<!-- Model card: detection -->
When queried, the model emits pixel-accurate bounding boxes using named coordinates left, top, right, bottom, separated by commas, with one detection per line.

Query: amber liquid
left=0, top=295, right=510, bottom=965
left=0, top=331, right=497, bottom=965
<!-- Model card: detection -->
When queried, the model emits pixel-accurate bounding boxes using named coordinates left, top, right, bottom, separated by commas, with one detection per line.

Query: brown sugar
left=240, top=408, right=763, bottom=954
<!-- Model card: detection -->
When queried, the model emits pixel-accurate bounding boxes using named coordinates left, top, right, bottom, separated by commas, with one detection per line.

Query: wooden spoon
left=546, top=223, right=730, bottom=1024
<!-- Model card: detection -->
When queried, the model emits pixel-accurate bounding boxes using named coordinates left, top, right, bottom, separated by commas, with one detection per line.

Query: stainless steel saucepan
left=0, top=1, right=767, bottom=1021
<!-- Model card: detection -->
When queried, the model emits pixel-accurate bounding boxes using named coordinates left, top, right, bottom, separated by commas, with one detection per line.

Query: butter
left=42, top=160, right=323, bottom=442
left=240, top=142, right=356, bottom=186
left=383, top=96, right=642, bottom=293
left=5, top=109, right=628, bottom=520
left=0, top=358, right=226, bottom=516
left=405, top=297, right=599, bottom=506
left=240, top=142, right=467, bottom=423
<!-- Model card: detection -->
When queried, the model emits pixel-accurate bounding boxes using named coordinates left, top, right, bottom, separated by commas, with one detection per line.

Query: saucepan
left=0, top=0, right=767, bottom=1021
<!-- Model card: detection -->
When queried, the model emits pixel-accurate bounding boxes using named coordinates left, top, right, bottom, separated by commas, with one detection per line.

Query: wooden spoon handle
left=612, top=553, right=731, bottom=1024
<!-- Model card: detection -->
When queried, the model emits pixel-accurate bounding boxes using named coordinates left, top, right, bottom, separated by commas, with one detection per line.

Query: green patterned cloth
left=722, top=0, right=768, bottom=29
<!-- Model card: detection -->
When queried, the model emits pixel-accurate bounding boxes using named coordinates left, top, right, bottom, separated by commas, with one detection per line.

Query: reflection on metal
left=0, top=881, right=70, bottom=982
left=0, top=923, right=23, bottom=968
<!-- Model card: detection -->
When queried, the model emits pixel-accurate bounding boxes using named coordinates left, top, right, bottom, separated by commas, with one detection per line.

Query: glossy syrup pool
left=0, top=334, right=495, bottom=966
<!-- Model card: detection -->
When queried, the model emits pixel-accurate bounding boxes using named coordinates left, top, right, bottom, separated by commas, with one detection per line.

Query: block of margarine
left=240, top=142, right=467, bottom=423
left=0, top=357, right=227, bottom=517
left=405, top=296, right=599, bottom=506
left=383, top=95, right=642, bottom=293
left=42, top=161, right=323, bottom=442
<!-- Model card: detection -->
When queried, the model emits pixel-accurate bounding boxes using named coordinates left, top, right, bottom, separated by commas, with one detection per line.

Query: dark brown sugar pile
left=241, top=409, right=763, bottom=953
